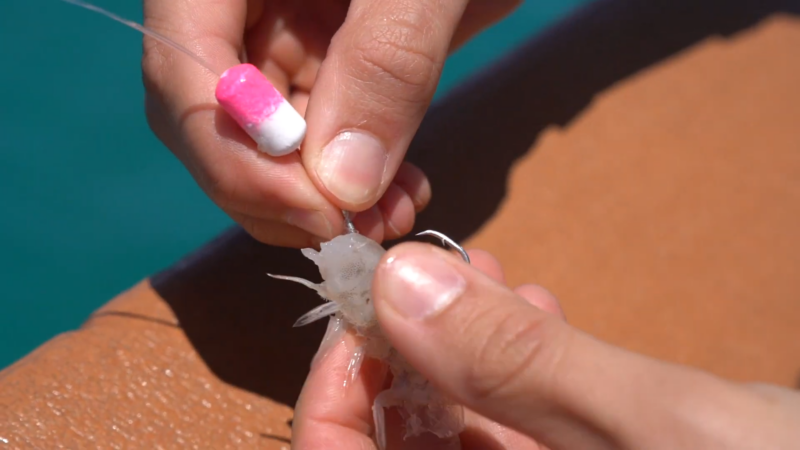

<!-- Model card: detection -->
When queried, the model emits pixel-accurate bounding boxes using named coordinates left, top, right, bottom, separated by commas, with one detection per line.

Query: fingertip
left=352, top=206, right=384, bottom=243
left=309, top=130, right=392, bottom=211
left=378, top=183, right=416, bottom=241
left=394, top=162, right=431, bottom=213
left=467, top=249, right=505, bottom=284
left=514, top=284, right=566, bottom=320
left=256, top=59, right=291, bottom=98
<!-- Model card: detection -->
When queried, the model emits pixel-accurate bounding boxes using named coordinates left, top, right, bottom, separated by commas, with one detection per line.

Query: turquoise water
left=0, top=0, right=590, bottom=369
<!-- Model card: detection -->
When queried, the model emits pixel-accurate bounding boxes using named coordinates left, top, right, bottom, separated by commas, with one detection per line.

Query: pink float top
left=215, top=63, right=285, bottom=126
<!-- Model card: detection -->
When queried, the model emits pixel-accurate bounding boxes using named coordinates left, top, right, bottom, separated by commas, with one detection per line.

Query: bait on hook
left=268, top=216, right=470, bottom=448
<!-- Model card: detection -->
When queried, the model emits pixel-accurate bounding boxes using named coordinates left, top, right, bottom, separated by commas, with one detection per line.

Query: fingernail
left=316, top=131, right=387, bottom=205
left=383, top=253, right=465, bottom=319
left=285, top=209, right=333, bottom=239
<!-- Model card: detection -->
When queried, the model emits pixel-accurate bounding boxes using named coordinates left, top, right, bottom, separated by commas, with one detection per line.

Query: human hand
left=292, top=243, right=800, bottom=449
left=141, top=0, right=520, bottom=247
left=290, top=246, right=566, bottom=449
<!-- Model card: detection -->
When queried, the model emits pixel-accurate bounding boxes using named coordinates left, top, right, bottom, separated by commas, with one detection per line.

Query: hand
left=293, top=243, right=800, bottom=449
left=141, top=0, right=521, bottom=247
left=290, top=247, right=565, bottom=449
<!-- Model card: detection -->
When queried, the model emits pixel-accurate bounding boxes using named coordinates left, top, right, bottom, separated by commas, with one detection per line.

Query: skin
left=140, top=1, right=800, bottom=447
left=141, top=0, right=521, bottom=248
left=292, top=246, right=800, bottom=449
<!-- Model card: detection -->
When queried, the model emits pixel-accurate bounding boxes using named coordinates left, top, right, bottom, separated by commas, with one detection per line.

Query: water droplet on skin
left=0, top=436, right=9, bottom=443
left=164, top=369, right=173, bottom=377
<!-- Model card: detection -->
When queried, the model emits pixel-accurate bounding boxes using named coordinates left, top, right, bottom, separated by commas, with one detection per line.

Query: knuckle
left=463, top=309, right=555, bottom=402
left=140, top=36, right=171, bottom=96
left=140, top=15, right=177, bottom=90
left=353, top=30, right=440, bottom=92
left=395, top=214, right=415, bottom=236
left=344, top=5, right=442, bottom=99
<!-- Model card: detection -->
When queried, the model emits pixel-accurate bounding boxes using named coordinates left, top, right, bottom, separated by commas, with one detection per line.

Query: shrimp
left=269, top=218, right=469, bottom=449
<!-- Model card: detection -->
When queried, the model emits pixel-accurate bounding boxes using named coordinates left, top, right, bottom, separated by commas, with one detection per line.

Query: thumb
left=372, top=243, right=762, bottom=450
left=301, top=0, right=468, bottom=211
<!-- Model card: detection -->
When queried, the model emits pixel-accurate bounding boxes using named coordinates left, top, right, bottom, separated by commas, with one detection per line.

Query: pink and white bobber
left=215, top=63, right=307, bottom=157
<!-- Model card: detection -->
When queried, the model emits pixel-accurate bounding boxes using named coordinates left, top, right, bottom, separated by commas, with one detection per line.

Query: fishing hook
left=416, top=230, right=470, bottom=264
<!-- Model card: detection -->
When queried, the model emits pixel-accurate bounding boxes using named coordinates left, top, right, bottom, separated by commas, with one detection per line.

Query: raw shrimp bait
left=269, top=227, right=470, bottom=448
left=62, top=0, right=307, bottom=157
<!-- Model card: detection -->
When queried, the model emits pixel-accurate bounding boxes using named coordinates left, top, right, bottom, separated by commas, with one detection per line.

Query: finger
left=462, top=412, right=541, bottom=450
left=372, top=243, right=759, bottom=450
left=514, top=284, right=566, bottom=320
left=228, top=214, right=320, bottom=248
left=293, top=57, right=322, bottom=92
left=142, top=0, right=245, bottom=113
left=257, top=57, right=292, bottom=97
left=393, top=162, right=432, bottom=213
left=243, top=4, right=302, bottom=92
left=292, top=331, right=383, bottom=450
left=465, top=249, right=505, bottom=284
left=290, top=91, right=311, bottom=117
left=142, top=0, right=345, bottom=244
left=293, top=327, right=463, bottom=450
left=302, top=0, right=469, bottom=211
left=352, top=206, right=384, bottom=243
left=746, top=383, right=800, bottom=413
left=377, top=183, right=416, bottom=240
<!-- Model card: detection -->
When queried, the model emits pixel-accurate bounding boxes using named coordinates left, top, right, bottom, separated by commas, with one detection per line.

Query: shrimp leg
left=372, top=390, right=399, bottom=450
